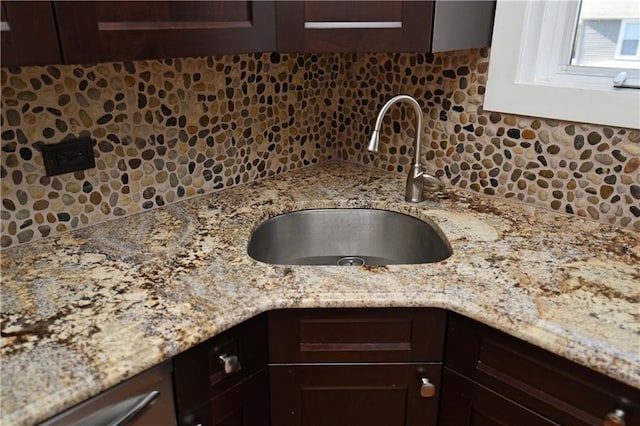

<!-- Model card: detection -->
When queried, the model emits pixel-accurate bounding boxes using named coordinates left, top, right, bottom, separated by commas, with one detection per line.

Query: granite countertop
left=1, top=161, right=639, bottom=425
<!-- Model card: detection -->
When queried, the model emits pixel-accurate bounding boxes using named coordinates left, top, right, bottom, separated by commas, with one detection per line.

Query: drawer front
left=446, top=313, right=640, bottom=425
left=268, top=308, right=447, bottom=363
left=174, top=314, right=268, bottom=415
left=270, top=363, right=442, bottom=426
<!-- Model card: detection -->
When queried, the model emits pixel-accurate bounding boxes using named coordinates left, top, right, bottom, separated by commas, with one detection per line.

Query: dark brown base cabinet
left=180, top=369, right=270, bottom=426
left=270, top=364, right=441, bottom=426
left=441, top=313, right=640, bottom=426
left=171, top=309, right=639, bottom=426
left=440, top=369, right=560, bottom=425
left=173, top=314, right=270, bottom=426
left=268, top=308, right=447, bottom=426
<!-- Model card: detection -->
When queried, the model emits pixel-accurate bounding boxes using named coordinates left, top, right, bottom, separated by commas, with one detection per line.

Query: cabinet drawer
left=270, top=363, right=442, bottom=426
left=173, top=314, right=267, bottom=415
left=445, top=313, right=640, bottom=425
left=268, top=308, right=446, bottom=363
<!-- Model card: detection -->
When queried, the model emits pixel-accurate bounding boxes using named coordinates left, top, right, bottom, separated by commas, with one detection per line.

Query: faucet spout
left=367, top=94, right=443, bottom=202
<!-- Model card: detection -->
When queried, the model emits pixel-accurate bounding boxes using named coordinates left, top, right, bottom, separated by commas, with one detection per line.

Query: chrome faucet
left=367, top=94, right=445, bottom=202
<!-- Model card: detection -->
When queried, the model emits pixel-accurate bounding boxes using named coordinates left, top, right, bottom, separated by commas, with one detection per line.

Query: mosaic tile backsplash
left=1, top=49, right=639, bottom=248
left=1, top=53, right=337, bottom=248
left=335, top=50, right=640, bottom=231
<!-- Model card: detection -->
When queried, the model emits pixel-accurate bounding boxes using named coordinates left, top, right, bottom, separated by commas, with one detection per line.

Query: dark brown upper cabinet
left=276, top=0, right=494, bottom=53
left=54, top=1, right=277, bottom=64
left=1, top=0, right=494, bottom=67
left=276, top=1, right=435, bottom=52
left=0, top=1, right=61, bottom=67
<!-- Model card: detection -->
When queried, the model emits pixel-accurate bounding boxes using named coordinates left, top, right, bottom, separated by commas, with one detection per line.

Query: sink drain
left=337, top=256, right=365, bottom=266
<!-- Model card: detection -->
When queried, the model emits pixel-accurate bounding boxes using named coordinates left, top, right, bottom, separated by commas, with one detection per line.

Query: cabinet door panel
left=269, top=308, right=446, bottom=363
left=270, top=363, right=441, bottom=426
left=174, top=314, right=268, bottom=416
left=180, top=369, right=270, bottom=426
left=446, top=313, right=640, bottom=425
left=439, top=368, right=556, bottom=426
left=276, top=0, right=434, bottom=52
left=1, top=1, right=61, bottom=66
left=54, top=1, right=276, bottom=64
left=304, top=1, right=402, bottom=23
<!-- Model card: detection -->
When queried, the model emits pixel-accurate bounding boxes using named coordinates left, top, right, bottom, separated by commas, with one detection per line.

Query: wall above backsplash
left=1, top=48, right=638, bottom=248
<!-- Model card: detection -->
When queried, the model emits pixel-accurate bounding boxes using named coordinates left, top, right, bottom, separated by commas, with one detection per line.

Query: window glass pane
left=620, top=22, right=640, bottom=56
left=571, top=0, right=640, bottom=68
left=621, top=39, right=638, bottom=55
left=623, top=21, right=639, bottom=40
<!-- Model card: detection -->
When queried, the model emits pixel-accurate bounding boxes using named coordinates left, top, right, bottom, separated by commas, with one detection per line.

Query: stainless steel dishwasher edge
left=39, top=360, right=177, bottom=426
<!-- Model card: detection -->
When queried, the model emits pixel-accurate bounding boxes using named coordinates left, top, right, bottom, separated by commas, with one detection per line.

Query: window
left=571, top=0, right=640, bottom=67
left=615, top=20, right=640, bottom=60
left=484, top=0, right=640, bottom=129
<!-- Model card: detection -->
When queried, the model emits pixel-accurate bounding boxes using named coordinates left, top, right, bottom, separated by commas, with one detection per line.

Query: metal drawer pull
left=420, top=378, right=436, bottom=398
left=304, top=21, right=402, bottom=30
left=603, top=409, right=626, bottom=426
left=106, top=390, right=160, bottom=426
left=219, top=353, right=242, bottom=374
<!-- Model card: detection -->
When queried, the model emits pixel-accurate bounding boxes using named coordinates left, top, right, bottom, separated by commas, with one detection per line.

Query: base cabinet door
left=270, top=363, right=441, bottom=426
left=445, top=313, right=640, bottom=425
left=180, top=369, right=270, bottom=426
left=174, top=315, right=269, bottom=426
left=439, top=368, right=556, bottom=426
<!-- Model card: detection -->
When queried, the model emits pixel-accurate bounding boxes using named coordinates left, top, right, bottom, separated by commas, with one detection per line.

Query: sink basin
left=247, top=209, right=452, bottom=266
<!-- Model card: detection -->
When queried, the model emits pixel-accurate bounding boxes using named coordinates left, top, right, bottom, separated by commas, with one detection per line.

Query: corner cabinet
left=0, top=1, right=61, bottom=67
left=275, top=0, right=494, bottom=53
left=268, top=308, right=447, bottom=426
left=53, top=1, right=276, bottom=64
left=172, top=314, right=270, bottom=426
left=440, top=313, right=640, bottom=425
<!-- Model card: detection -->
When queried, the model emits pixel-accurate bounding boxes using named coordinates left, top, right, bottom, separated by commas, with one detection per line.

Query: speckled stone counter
left=2, top=162, right=639, bottom=425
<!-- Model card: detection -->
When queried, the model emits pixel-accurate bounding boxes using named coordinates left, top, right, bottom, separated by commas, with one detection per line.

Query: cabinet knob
left=218, top=353, right=242, bottom=374
left=420, top=378, right=436, bottom=398
left=603, top=409, right=626, bottom=426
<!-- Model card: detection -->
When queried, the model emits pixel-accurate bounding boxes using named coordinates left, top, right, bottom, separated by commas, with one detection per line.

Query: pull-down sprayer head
left=367, top=130, right=381, bottom=153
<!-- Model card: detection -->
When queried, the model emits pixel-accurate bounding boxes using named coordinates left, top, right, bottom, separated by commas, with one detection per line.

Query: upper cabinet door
left=54, top=1, right=277, bottom=64
left=276, top=1, right=435, bottom=52
left=1, top=1, right=61, bottom=67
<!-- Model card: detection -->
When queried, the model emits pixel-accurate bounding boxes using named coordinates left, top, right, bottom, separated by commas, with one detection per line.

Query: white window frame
left=615, top=19, right=640, bottom=60
left=484, top=0, right=640, bottom=129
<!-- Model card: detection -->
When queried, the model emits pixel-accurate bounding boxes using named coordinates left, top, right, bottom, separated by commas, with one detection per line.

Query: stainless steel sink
left=247, top=209, right=452, bottom=266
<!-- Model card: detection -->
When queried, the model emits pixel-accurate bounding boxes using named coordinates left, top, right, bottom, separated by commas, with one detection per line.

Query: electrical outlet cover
left=41, top=138, right=96, bottom=176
